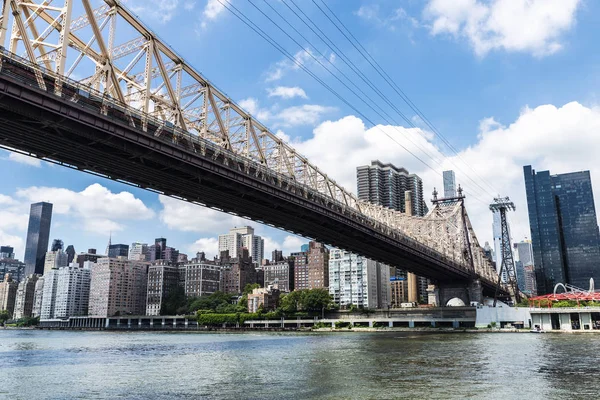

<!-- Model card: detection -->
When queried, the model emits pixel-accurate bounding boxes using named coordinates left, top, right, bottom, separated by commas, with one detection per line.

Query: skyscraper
left=107, top=244, right=129, bottom=259
left=23, top=202, right=53, bottom=276
left=524, top=165, right=600, bottom=293
left=218, top=226, right=264, bottom=265
left=442, top=170, right=457, bottom=198
left=357, top=160, right=428, bottom=216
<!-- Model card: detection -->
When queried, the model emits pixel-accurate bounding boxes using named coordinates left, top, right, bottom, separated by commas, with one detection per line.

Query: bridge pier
left=430, top=279, right=483, bottom=307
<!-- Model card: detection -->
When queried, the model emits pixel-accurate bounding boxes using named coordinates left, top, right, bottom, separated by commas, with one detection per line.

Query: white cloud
left=238, top=97, right=270, bottom=121
left=264, top=49, right=334, bottom=82
left=273, top=105, right=336, bottom=128
left=267, top=86, right=308, bottom=100
left=184, top=1, right=196, bottom=11
left=290, top=101, right=600, bottom=247
left=15, top=184, right=153, bottom=236
left=187, top=237, right=219, bottom=258
left=128, top=0, right=180, bottom=23
left=282, top=236, right=306, bottom=253
left=159, top=195, right=245, bottom=233
left=356, top=5, right=419, bottom=30
left=7, top=152, right=42, bottom=167
left=200, top=0, right=230, bottom=29
left=424, top=0, right=581, bottom=57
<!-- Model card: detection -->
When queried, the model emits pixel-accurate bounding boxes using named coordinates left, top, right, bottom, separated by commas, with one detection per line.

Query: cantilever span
left=0, top=0, right=508, bottom=298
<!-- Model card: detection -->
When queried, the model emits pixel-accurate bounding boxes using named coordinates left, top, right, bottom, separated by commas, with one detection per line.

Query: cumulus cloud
left=15, top=184, right=153, bottom=236
left=273, top=105, right=336, bottom=128
left=424, top=0, right=581, bottom=57
left=238, top=97, right=270, bottom=121
left=159, top=195, right=245, bottom=233
left=7, top=152, right=42, bottom=167
left=356, top=5, right=420, bottom=30
left=290, top=102, right=600, bottom=247
left=264, top=49, right=335, bottom=82
left=200, top=0, right=230, bottom=29
left=128, top=0, right=180, bottom=23
left=187, top=237, right=219, bottom=257
left=267, top=86, right=308, bottom=100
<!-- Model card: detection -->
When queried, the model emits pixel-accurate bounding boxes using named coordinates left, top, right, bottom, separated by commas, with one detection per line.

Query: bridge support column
left=369, top=321, right=373, bottom=328
left=388, top=321, right=393, bottom=328
left=468, top=279, right=483, bottom=305
left=408, top=321, right=415, bottom=328
left=427, top=284, right=440, bottom=307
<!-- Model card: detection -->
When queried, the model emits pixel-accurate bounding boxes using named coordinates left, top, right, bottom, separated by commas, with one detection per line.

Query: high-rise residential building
left=43, top=249, right=68, bottom=275
left=0, top=258, right=25, bottom=283
left=390, top=277, right=408, bottom=308
left=177, top=253, right=188, bottom=263
left=357, top=160, right=428, bottom=216
left=50, top=239, right=63, bottom=252
left=146, top=260, right=180, bottom=316
left=129, top=242, right=149, bottom=261
left=220, top=250, right=257, bottom=294
left=76, top=249, right=105, bottom=267
left=182, top=257, right=222, bottom=298
left=219, top=227, right=264, bottom=265
left=524, top=165, right=600, bottom=293
left=32, top=276, right=45, bottom=318
left=13, top=274, right=39, bottom=319
left=40, top=269, right=59, bottom=319
left=272, top=250, right=284, bottom=263
left=88, top=258, right=149, bottom=317
left=263, top=260, right=295, bottom=292
left=148, top=238, right=179, bottom=265
left=514, top=239, right=534, bottom=293
left=328, top=249, right=389, bottom=309
left=524, top=265, right=537, bottom=296
left=0, top=246, right=15, bottom=259
left=54, top=262, right=92, bottom=318
left=40, top=263, right=93, bottom=319
left=0, top=274, right=18, bottom=317
left=108, top=244, right=130, bottom=259
left=307, top=241, right=329, bottom=289
left=291, top=251, right=308, bottom=290
left=442, top=170, right=457, bottom=198
left=65, top=245, right=76, bottom=264
left=23, top=202, right=53, bottom=276
left=482, top=242, right=494, bottom=264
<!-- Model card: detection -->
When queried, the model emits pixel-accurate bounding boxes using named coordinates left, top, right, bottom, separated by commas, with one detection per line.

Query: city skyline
left=1, top=1, right=599, bottom=265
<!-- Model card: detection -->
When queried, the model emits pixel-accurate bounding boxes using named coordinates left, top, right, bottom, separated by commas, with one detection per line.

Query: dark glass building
left=524, top=166, right=600, bottom=294
left=23, top=202, right=53, bottom=276
left=107, top=244, right=129, bottom=258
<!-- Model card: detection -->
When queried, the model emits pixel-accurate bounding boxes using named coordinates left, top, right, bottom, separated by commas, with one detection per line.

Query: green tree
left=302, top=289, right=334, bottom=312
left=161, top=286, right=186, bottom=315
left=242, top=283, right=261, bottom=295
left=0, top=309, right=10, bottom=325
left=279, top=291, right=302, bottom=315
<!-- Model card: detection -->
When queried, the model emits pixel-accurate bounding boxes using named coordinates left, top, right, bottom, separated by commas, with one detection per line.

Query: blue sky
left=2, top=0, right=599, bottom=261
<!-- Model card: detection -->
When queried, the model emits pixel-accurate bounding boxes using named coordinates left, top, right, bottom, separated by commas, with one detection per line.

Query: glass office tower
left=23, top=202, right=53, bottom=276
left=524, top=166, right=600, bottom=294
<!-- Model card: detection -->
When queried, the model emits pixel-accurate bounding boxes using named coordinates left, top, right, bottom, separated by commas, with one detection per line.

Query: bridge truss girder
left=0, top=0, right=505, bottom=291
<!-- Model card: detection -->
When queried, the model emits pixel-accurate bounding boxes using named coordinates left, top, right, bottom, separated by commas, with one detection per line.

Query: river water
left=1, top=330, right=599, bottom=399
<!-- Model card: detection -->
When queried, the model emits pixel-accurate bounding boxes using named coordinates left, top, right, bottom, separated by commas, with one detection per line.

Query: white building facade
left=218, top=226, right=264, bottom=265
left=54, top=262, right=92, bottom=318
left=328, top=249, right=389, bottom=309
left=43, top=250, right=68, bottom=275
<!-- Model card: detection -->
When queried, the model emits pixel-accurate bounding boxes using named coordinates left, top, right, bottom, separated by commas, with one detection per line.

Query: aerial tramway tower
left=490, top=197, right=521, bottom=305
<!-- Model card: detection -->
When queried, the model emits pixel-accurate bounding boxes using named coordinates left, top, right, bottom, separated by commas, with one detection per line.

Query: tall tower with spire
left=105, top=232, right=112, bottom=256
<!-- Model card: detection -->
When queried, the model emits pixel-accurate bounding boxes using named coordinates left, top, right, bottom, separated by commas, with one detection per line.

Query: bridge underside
left=0, top=69, right=503, bottom=296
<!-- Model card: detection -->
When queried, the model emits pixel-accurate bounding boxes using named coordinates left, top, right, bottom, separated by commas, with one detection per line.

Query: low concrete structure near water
left=530, top=308, right=600, bottom=331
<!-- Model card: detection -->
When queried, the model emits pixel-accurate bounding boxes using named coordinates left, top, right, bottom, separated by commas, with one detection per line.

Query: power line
left=215, top=0, right=490, bottom=206
left=314, top=0, right=499, bottom=196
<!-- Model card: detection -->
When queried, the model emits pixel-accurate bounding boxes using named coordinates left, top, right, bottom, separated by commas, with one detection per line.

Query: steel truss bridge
left=0, top=0, right=508, bottom=299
